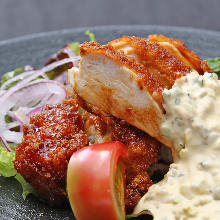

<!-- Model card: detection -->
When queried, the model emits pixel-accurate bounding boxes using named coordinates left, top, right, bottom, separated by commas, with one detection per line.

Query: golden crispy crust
left=77, top=40, right=177, bottom=148
left=80, top=42, right=165, bottom=100
left=75, top=100, right=162, bottom=213
left=81, top=36, right=202, bottom=103
left=77, top=35, right=210, bottom=153
left=14, top=99, right=87, bottom=206
left=117, top=36, right=191, bottom=87
left=105, top=116, right=161, bottom=213
left=148, top=34, right=213, bottom=74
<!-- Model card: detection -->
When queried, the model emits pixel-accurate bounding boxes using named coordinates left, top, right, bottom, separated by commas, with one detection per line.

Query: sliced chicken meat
left=68, top=35, right=212, bottom=153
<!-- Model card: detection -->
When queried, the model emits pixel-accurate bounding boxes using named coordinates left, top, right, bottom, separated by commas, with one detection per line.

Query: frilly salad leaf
left=0, top=147, right=16, bottom=177
left=0, top=145, right=36, bottom=199
left=15, top=173, right=36, bottom=199
left=207, top=57, right=220, bottom=77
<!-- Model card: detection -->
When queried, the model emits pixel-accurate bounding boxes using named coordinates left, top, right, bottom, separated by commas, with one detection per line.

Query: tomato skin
left=67, top=141, right=126, bottom=220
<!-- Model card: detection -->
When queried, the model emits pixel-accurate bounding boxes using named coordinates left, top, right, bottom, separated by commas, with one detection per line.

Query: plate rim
left=1, top=24, right=220, bottom=220
left=1, top=24, right=220, bottom=46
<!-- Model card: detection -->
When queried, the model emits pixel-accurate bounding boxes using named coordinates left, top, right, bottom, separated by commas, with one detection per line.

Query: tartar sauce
left=134, top=71, right=220, bottom=219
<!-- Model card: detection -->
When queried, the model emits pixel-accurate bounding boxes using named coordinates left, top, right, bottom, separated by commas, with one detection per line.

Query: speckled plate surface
left=0, top=25, right=220, bottom=220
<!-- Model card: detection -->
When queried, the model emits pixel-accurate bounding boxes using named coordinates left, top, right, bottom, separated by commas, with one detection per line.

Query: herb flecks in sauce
left=134, top=71, right=220, bottom=219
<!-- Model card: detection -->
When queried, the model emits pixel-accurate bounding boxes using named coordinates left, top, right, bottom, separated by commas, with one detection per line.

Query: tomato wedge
left=67, top=141, right=127, bottom=220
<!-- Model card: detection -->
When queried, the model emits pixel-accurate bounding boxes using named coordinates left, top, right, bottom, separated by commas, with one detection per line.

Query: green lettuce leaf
left=0, top=145, right=35, bottom=199
left=0, top=147, right=16, bottom=177
left=15, top=173, right=36, bottom=199
left=67, top=42, right=81, bottom=55
left=0, top=71, right=15, bottom=85
left=207, top=57, right=220, bottom=77
left=67, top=30, right=96, bottom=55
left=0, top=67, right=25, bottom=90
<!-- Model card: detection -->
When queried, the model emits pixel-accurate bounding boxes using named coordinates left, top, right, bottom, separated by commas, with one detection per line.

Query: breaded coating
left=14, top=97, right=161, bottom=213
left=83, top=112, right=112, bottom=144
left=75, top=96, right=162, bottom=212
left=80, top=41, right=165, bottom=98
left=109, top=36, right=191, bottom=90
left=70, top=42, right=171, bottom=148
left=69, top=35, right=212, bottom=153
left=103, top=116, right=161, bottom=213
left=14, top=99, right=87, bottom=206
left=148, top=34, right=213, bottom=74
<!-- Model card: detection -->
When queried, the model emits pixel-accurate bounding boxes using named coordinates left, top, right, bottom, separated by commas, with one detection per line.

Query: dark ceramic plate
left=0, top=25, right=220, bottom=220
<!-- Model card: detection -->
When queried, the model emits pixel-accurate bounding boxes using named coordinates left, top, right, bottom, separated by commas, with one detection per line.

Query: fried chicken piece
left=79, top=99, right=161, bottom=213
left=14, top=99, right=87, bottom=206
left=14, top=97, right=161, bottom=213
left=147, top=34, right=213, bottom=74
left=82, top=110, right=112, bottom=145
left=109, top=35, right=191, bottom=89
left=68, top=35, right=212, bottom=153
left=99, top=116, right=161, bottom=213
left=68, top=41, right=170, bottom=148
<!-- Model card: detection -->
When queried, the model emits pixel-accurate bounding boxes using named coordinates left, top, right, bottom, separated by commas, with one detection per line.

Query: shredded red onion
left=0, top=80, right=67, bottom=143
left=63, top=47, right=80, bottom=67
left=54, top=71, right=68, bottom=85
left=13, top=106, right=43, bottom=125
left=0, top=90, right=5, bottom=97
left=1, top=70, right=36, bottom=90
left=0, top=49, right=80, bottom=148
left=6, top=121, right=20, bottom=129
left=52, top=48, right=80, bottom=85
left=0, top=57, right=80, bottom=91
left=27, top=106, right=43, bottom=117
left=24, top=65, right=35, bottom=71
left=0, top=65, right=34, bottom=91
left=1, top=130, right=23, bottom=144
